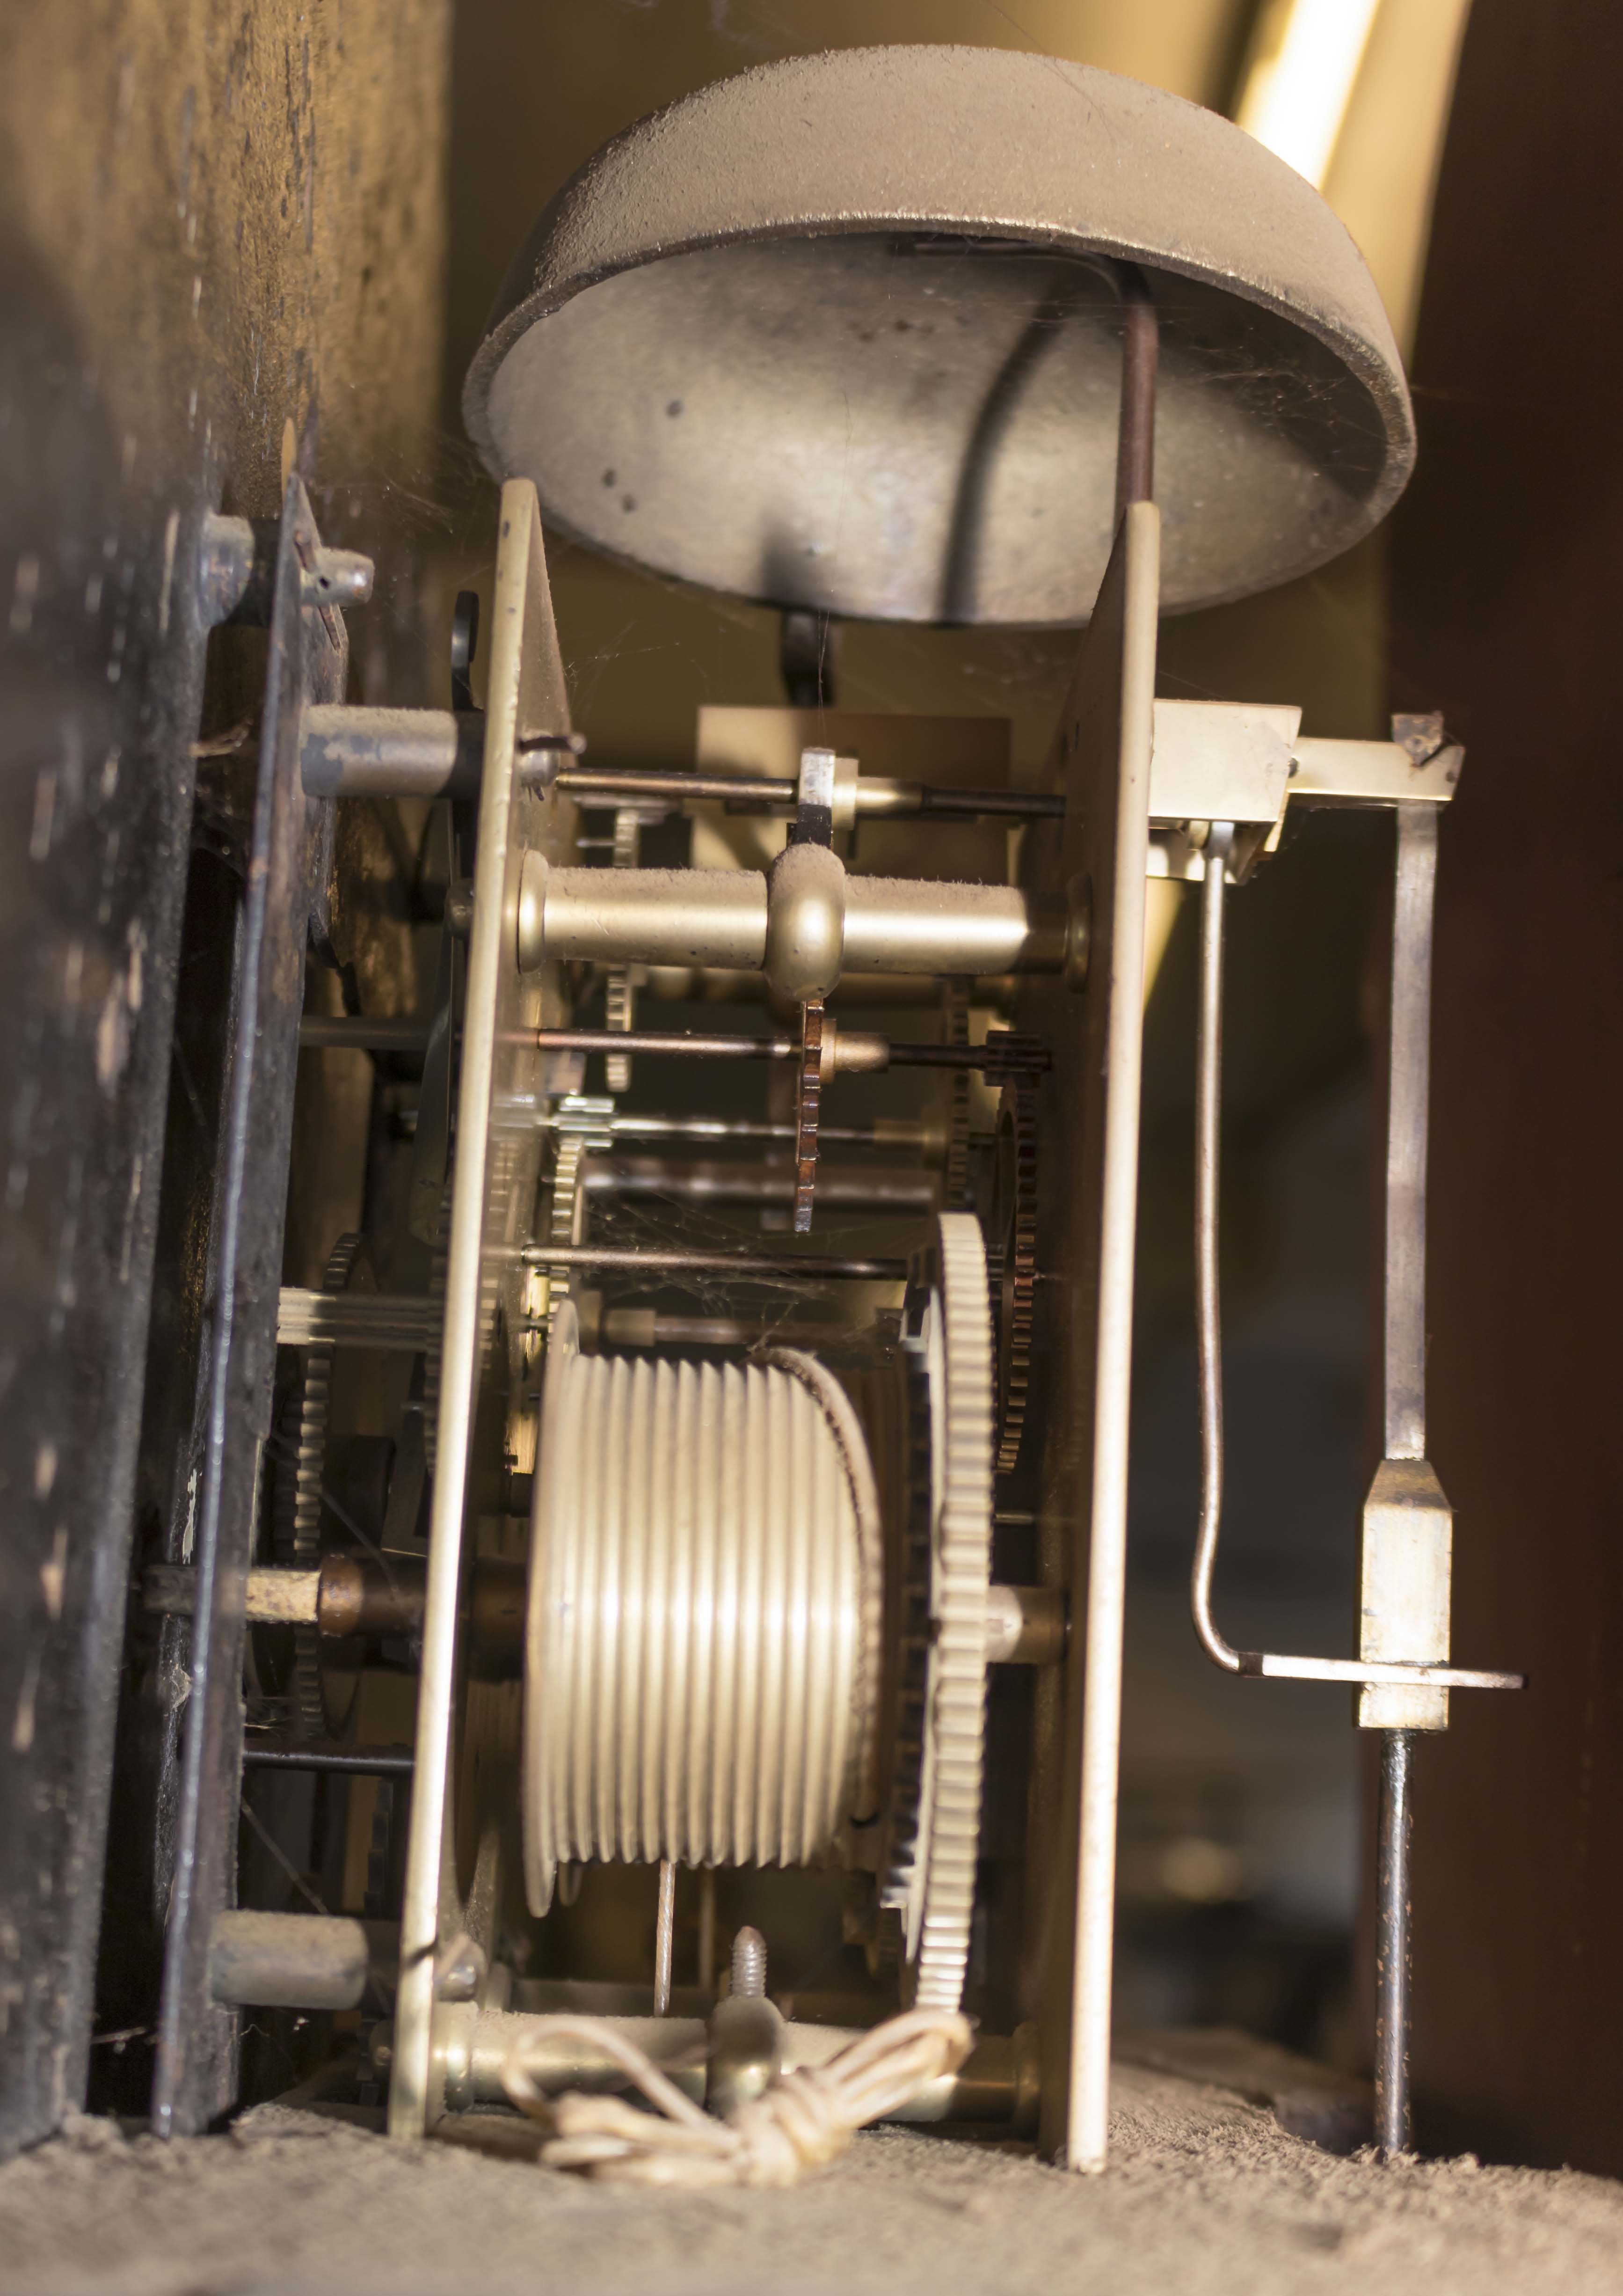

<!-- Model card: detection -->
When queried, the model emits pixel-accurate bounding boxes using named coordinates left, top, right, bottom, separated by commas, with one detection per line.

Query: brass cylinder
left=764, top=841, right=846, bottom=1001
left=526, top=863, right=1060, bottom=981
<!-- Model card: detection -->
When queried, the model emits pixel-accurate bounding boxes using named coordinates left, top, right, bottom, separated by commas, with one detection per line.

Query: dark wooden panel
left=0, top=0, right=450, bottom=2154
left=1390, top=0, right=1623, bottom=2174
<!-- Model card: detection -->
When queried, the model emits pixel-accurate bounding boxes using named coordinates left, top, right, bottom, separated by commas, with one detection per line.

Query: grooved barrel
left=522, top=1310, right=881, bottom=1911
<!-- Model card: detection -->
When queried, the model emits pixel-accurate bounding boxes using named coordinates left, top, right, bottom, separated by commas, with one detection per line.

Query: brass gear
left=876, top=1211, right=994, bottom=2012
left=942, top=979, right=973, bottom=1210
left=603, top=803, right=644, bottom=1093
left=985, top=1082, right=1038, bottom=1478
left=870, top=1347, right=933, bottom=1947
left=539, top=1096, right=613, bottom=1330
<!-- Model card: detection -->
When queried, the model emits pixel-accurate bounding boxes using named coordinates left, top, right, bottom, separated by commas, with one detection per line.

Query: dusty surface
left=3, top=2064, right=1622, bottom=2296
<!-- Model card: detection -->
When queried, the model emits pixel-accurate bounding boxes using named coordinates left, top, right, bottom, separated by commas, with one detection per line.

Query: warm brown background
left=1390, top=0, right=1623, bottom=2175
left=4, top=0, right=1612, bottom=2172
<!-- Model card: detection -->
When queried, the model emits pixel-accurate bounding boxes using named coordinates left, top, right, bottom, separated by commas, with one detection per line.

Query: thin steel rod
left=1386, top=807, right=1438, bottom=1459
left=890, top=1041, right=1048, bottom=1073
left=1375, top=1728, right=1416, bottom=2153
left=555, top=765, right=1065, bottom=820
left=917, top=787, right=1064, bottom=819
left=582, top=1157, right=937, bottom=1211
left=1191, top=829, right=1241, bottom=1671
left=521, top=1244, right=906, bottom=1282
left=539, top=1027, right=785, bottom=1060
left=242, top=1741, right=415, bottom=1776
left=561, top=769, right=789, bottom=805
left=1114, top=267, right=1159, bottom=518
left=541, top=1111, right=927, bottom=1151
left=653, top=1861, right=676, bottom=2017
left=536, top=1027, right=1042, bottom=1074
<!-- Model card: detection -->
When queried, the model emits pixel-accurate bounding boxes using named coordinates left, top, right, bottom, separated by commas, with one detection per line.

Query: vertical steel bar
left=1063, top=271, right=1162, bottom=2176
left=1370, top=804, right=1440, bottom=2154
left=1375, top=1727, right=1416, bottom=2152
left=153, top=478, right=342, bottom=2137
left=1067, top=521, right=1158, bottom=2173
left=1371, top=804, right=1441, bottom=2153
left=1385, top=806, right=1438, bottom=1461
left=1061, top=275, right=1160, bottom=2173
left=389, top=483, right=562, bottom=2136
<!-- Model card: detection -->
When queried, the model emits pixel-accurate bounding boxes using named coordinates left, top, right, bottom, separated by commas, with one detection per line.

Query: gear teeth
left=876, top=1354, right=933, bottom=1920
left=909, top=1211, right=994, bottom=2012
left=988, top=1083, right=1039, bottom=1477
left=546, top=1133, right=589, bottom=1309
left=943, top=980, right=973, bottom=1209
left=604, top=803, right=643, bottom=1092
left=286, top=1232, right=363, bottom=1740
left=541, top=1097, right=613, bottom=1331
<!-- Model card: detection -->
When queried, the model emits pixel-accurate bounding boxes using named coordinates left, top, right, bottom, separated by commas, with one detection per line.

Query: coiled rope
left=503, top=2009, right=973, bottom=2188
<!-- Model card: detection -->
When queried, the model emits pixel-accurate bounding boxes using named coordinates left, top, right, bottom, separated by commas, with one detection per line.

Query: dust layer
left=3, top=2064, right=1621, bottom=2296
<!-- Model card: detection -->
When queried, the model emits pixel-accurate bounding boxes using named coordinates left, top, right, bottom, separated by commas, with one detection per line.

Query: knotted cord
left=502, top=2008, right=974, bottom=2188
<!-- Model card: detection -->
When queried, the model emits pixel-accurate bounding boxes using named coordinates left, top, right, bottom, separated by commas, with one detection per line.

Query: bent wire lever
left=1186, top=820, right=1523, bottom=1696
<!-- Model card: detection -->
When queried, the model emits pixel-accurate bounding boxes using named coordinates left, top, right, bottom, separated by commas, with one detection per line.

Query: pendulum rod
left=1372, top=804, right=1438, bottom=2157
left=1375, top=1727, right=1416, bottom=2153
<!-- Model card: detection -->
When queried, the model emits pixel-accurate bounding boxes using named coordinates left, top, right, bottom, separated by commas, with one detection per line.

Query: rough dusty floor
left=4, top=2065, right=1621, bottom=2296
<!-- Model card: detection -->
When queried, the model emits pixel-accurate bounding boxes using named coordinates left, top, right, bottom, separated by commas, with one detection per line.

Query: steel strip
left=152, top=475, right=343, bottom=2136
left=389, top=480, right=569, bottom=2136
left=1013, top=503, right=1160, bottom=2171
left=1385, top=806, right=1438, bottom=1462
left=1067, top=505, right=1160, bottom=2171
